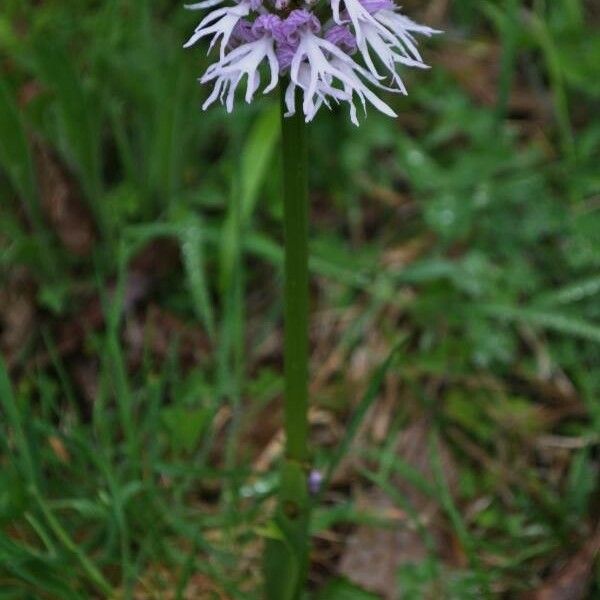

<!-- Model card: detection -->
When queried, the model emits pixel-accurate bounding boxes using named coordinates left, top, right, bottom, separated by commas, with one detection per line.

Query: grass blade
left=322, top=339, right=406, bottom=491
left=480, top=303, right=600, bottom=344
left=180, top=216, right=216, bottom=340
left=0, top=81, right=36, bottom=205
left=33, top=37, right=103, bottom=226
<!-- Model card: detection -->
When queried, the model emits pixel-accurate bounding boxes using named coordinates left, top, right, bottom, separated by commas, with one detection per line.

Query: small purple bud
left=308, top=469, right=323, bottom=495
left=275, top=0, right=289, bottom=10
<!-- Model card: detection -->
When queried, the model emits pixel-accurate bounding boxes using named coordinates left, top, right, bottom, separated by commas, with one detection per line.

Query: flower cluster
left=184, top=0, right=439, bottom=125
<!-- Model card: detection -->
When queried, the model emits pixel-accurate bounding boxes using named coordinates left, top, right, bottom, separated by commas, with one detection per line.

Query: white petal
left=198, top=37, right=278, bottom=113
left=284, top=79, right=297, bottom=116
left=185, top=0, right=225, bottom=9
left=184, top=3, right=250, bottom=56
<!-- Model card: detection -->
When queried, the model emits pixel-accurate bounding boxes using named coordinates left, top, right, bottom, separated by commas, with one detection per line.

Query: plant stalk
left=281, top=92, right=309, bottom=466
left=264, top=84, right=311, bottom=600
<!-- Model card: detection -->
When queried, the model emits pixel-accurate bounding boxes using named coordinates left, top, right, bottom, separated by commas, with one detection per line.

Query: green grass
left=1, top=0, right=600, bottom=597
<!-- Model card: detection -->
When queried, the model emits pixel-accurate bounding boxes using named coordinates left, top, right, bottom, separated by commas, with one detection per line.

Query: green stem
left=264, top=84, right=311, bottom=600
left=281, top=89, right=309, bottom=465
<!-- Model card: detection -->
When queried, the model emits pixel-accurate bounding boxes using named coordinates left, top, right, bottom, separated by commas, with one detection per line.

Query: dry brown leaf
left=381, top=235, right=434, bottom=270
left=32, top=136, right=97, bottom=257
left=27, top=239, right=187, bottom=372
left=423, top=0, right=449, bottom=28
left=434, top=39, right=550, bottom=124
left=48, top=436, right=70, bottom=464
left=128, top=564, right=232, bottom=600
left=0, top=268, right=36, bottom=367
left=338, top=420, right=459, bottom=599
left=339, top=487, right=428, bottom=599
left=521, top=529, right=600, bottom=600
left=124, top=302, right=211, bottom=371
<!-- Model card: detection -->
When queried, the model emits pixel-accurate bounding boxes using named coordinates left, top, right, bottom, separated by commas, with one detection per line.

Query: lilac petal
left=273, top=9, right=321, bottom=45
left=325, top=24, right=357, bottom=54
left=252, top=14, right=282, bottom=38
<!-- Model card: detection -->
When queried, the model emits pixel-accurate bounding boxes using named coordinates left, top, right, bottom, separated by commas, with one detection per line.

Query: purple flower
left=184, top=0, right=440, bottom=124
left=308, top=470, right=324, bottom=495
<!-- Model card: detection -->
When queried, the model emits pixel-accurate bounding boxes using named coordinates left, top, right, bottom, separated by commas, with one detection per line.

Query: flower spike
left=184, top=0, right=440, bottom=124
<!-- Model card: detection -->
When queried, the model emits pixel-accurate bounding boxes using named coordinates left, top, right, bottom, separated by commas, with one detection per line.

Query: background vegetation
left=1, top=0, right=600, bottom=597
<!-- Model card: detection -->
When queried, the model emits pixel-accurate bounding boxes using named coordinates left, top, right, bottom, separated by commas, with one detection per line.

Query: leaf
left=0, top=465, right=28, bottom=525
left=556, top=32, right=600, bottom=97
left=33, top=38, right=101, bottom=204
left=162, top=406, right=210, bottom=453
left=445, top=390, right=494, bottom=442
left=564, top=449, right=595, bottom=519
left=323, top=340, right=405, bottom=490
left=317, top=578, right=381, bottom=600
left=0, top=356, right=36, bottom=483
left=522, top=529, right=600, bottom=600
left=240, top=102, right=280, bottom=221
left=479, top=303, right=600, bottom=344
left=0, top=533, right=84, bottom=600
left=49, top=499, right=108, bottom=520
left=0, top=81, right=37, bottom=206
left=179, top=217, right=216, bottom=340
left=264, top=460, right=310, bottom=600
left=534, top=275, right=600, bottom=306
left=256, top=520, right=286, bottom=542
left=263, top=532, right=300, bottom=600
left=424, top=192, right=473, bottom=240
left=220, top=104, right=280, bottom=290
left=32, top=137, right=96, bottom=256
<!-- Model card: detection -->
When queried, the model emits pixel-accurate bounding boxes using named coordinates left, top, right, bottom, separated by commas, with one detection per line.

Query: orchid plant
left=185, top=0, right=438, bottom=595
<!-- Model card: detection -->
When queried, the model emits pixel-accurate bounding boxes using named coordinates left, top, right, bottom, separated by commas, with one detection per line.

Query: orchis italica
left=184, top=0, right=439, bottom=125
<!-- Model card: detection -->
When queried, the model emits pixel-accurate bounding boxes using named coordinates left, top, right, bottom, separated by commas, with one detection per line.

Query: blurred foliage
left=1, top=0, right=600, bottom=598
